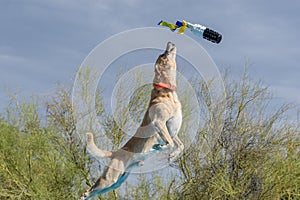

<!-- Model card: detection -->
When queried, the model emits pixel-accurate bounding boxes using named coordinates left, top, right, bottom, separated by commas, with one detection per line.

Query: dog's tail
left=86, top=132, right=113, bottom=158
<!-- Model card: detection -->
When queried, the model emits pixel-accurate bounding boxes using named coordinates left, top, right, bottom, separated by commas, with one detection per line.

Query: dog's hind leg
left=98, top=160, right=144, bottom=192
left=79, top=163, right=123, bottom=200
left=79, top=161, right=144, bottom=200
left=80, top=156, right=124, bottom=199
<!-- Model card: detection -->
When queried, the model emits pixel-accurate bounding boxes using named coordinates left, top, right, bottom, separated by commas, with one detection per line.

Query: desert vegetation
left=0, top=69, right=299, bottom=200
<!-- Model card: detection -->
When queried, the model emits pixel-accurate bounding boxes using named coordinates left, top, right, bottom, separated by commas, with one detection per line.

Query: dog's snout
left=161, top=42, right=176, bottom=60
left=166, top=42, right=176, bottom=53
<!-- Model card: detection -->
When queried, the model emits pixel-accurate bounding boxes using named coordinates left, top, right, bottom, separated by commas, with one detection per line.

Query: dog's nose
left=166, top=42, right=176, bottom=53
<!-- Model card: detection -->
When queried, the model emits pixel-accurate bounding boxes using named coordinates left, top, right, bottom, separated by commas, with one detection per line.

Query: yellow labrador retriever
left=79, top=42, right=183, bottom=200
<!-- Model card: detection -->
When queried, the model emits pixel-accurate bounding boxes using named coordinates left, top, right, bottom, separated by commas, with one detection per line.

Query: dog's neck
left=153, top=82, right=176, bottom=90
left=153, top=68, right=176, bottom=91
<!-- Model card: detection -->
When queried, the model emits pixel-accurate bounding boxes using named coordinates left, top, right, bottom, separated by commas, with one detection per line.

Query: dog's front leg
left=149, top=104, right=175, bottom=148
left=153, top=120, right=174, bottom=148
left=168, top=136, right=184, bottom=162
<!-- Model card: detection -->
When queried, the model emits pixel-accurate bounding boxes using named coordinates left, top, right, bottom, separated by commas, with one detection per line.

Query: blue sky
left=1, top=0, right=300, bottom=114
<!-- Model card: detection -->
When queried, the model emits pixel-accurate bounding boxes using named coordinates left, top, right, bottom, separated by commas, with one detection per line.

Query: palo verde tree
left=0, top=68, right=299, bottom=200
left=173, top=70, right=299, bottom=200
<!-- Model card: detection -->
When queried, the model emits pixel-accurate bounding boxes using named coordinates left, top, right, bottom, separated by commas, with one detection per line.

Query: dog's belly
left=121, top=127, right=161, bottom=154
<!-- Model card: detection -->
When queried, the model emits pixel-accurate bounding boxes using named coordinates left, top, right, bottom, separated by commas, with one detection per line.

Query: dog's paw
left=168, top=154, right=176, bottom=163
left=168, top=151, right=181, bottom=163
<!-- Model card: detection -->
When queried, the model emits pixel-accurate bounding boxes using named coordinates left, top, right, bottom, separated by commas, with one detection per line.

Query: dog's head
left=156, top=42, right=177, bottom=68
left=153, top=42, right=177, bottom=89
